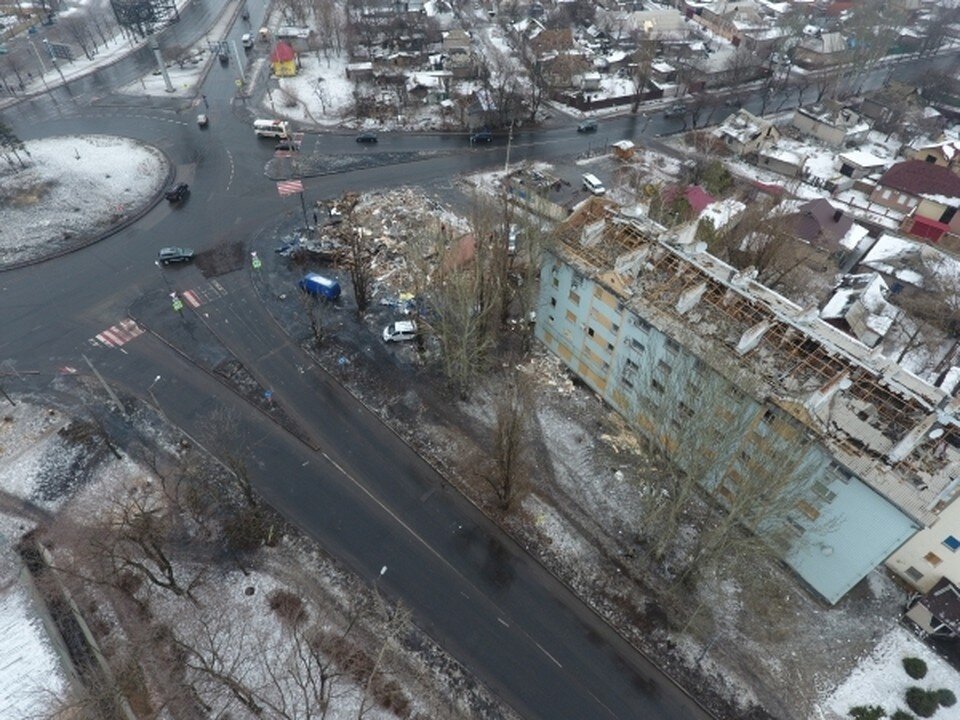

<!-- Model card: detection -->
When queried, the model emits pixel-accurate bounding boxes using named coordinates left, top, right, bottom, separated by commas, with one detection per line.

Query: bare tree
left=328, top=192, right=372, bottom=318
left=484, top=370, right=533, bottom=511
left=93, top=488, right=201, bottom=601
left=430, top=257, right=496, bottom=399
left=629, top=35, right=657, bottom=114
left=206, top=407, right=258, bottom=508
left=356, top=600, right=411, bottom=720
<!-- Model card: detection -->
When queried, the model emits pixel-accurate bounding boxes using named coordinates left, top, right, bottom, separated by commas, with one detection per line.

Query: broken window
left=811, top=481, right=836, bottom=503
left=651, top=378, right=665, bottom=394
left=796, top=500, right=820, bottom=521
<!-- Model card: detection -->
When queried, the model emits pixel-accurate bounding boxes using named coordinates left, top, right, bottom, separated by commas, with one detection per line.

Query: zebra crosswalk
left=91, top=319, right=144, bottom=349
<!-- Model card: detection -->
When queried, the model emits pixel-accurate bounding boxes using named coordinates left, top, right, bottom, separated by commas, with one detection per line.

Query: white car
left=382, top=320, right=418, bottom=343
left=241, top=33, right=254, bottom=48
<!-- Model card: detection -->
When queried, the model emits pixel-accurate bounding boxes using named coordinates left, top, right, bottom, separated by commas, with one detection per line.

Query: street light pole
left=27, top=39, right=50, bottom=89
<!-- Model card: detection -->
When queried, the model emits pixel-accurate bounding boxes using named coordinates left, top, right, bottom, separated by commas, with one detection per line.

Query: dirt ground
left=249, top=188, right=912, bottom=720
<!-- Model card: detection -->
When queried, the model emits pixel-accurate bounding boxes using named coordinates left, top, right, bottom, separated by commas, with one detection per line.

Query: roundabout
left=0, top=134, right=171, bottom=270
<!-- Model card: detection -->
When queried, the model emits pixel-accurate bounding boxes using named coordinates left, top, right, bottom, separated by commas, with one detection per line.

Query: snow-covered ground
left=0, top=134, right=168, bottom=267
left=0, top=587, right=65, bottom=718
left=275, top=52, right=355, bottom=126
left=820, top=626, right=960, bottom=720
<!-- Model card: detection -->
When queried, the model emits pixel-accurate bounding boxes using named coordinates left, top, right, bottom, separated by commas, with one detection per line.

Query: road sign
left=251, top=252, right=262, bottom=270
left=235, top=79, right=243, bottom=87
left=172, top=296, right=184, bottom=313
left=277, top=179, right=304, bottom=196
left=43, top=40, right=73, bottom=61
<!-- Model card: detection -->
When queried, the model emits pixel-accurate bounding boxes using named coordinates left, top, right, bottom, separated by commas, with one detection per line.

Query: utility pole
left=503, top=119, right=514, bottom=173
left=148, top=35, right=174, bottom=93
left=82, top=354, right=127, bottom=417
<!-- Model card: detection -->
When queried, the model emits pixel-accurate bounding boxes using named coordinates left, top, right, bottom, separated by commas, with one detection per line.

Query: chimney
left=833, top=209, right=843, bottom=223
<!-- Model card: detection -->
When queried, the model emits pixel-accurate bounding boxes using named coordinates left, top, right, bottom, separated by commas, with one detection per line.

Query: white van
left=582, top=173, right=606, bottom=196
left=253, top=119, right=290, bottom=139
left=382, top=320, right=418, bottom=343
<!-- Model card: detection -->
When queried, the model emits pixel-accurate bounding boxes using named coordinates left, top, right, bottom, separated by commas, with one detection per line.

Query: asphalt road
left=1, top=7, right=957, bottom=717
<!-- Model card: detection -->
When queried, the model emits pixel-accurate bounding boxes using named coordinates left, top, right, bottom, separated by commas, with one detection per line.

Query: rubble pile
left=349, top=188, right=468, bottom=300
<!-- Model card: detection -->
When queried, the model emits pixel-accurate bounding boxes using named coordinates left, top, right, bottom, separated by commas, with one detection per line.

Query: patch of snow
left=0, top=586, right=64, bottom=718
left=819, top=625, right=960, bottom=719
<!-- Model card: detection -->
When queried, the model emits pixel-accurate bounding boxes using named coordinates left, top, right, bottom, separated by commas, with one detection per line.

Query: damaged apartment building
left=534, top=198, right=960, bottom=604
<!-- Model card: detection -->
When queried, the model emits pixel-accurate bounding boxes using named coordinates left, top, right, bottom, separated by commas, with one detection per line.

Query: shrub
left=902, top=657, right=928, bottom=679
left=891, top=711, right=916, bottom=720
left=849, top=706, right=885, bottom=720
left=905, top=687, right=938, bottom=718
left=267, top=589, right=308, bottom=627
left=936, top=689, right=957, bottom=707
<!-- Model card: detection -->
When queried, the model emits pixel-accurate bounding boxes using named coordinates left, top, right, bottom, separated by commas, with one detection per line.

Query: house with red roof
left=869, top=160, right=960, bottom=243
left=662, top=184, right=715, bottom=215
left=270, top=41, right=298, bottom=77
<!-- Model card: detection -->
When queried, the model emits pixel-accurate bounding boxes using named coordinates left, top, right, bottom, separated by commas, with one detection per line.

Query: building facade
left=534, top=202, right=960, bottom=603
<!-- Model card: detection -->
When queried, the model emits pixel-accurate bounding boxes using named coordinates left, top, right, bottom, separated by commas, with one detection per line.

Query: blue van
left=298, top=273, right=341, bottom=300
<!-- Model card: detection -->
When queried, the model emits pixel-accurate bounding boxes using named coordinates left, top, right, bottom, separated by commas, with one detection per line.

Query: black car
left=275, top=140, right=299, bottom=151
left=355, top=132, right=378, bottom=143
left=577, top=119, right=598, bottom=133
left=157, top=247, right=195, bottom=265
left=164, top=183, right=189, bottom=202
left=470, top=130, right=493, bottom=144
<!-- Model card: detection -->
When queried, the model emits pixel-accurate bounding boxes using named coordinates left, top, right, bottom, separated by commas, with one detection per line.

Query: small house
left=837, top=150, right=887, bottom=180
left=270, top=40, right=298, bottom=77
left=910, top=139, right=960, bottom=174
left=791, top=102, right=870, bottom=147
left=611, top=140, right=636, bottom=161
left=714, top=109, right=780, bottom=156
left=792, top=31, right=848, bottom=68
left=442, top=28, right=472, bottom=54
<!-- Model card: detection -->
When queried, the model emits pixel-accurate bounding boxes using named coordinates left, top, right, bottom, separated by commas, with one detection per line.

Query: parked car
left=577, top=118, right=598, bottom=133
left=355, top=132, right=378, bottom=143
left=197, top=113, right=208, bottom=127
left=470, top=130, right=493, bottom=144
left=157, top=247, right=195, bottom=265
left=218, top=50, right=229, bottom=64
left=298, top=273, right=341, bottom=300
left=382, top=320, right=418, bottom=343
left=663, top=104, right=686, bottom=118
left=164, top=183, right=189, bottom=202
left=582, top=173, right=606, bottom=196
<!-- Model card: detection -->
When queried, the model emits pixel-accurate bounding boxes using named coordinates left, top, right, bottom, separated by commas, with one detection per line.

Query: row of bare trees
left=36, top=408, right=433, bottom=719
